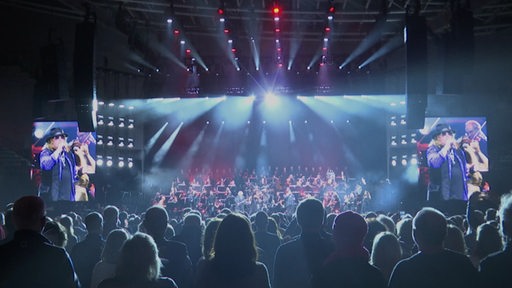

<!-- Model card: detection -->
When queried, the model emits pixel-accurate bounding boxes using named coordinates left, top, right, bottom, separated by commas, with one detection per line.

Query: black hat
left=431, top=123, right=455, bottom=139
left=45, top=127, right=68, bottom=142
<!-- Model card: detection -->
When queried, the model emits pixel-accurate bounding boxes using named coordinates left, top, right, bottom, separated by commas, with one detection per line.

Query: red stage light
left=186, top=49, right=191, bottom=54
left=275, top=28, right=281, bottom=33
left=231, top=48, right=236, bottom=53
left=273, top=7, right=280, bottom=14
left=217, top=8, right=224, bottom=15
left=224, top=29, right=229, bottom=33
left=173, top=29, right=180, bottom=35
left=325, top=27, right=331, bottom=32
left=329, top=6, right=335, bottom=14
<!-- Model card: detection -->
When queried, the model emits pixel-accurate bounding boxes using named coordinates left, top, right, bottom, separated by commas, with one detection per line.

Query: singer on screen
left=426, top=123, right=468, bottom=205
left=39, top=127, right=77, bottom=201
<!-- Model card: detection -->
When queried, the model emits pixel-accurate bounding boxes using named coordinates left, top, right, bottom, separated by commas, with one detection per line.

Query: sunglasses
left=53, top=135, right=66, bottom=140
left=441, top=131, right=453, bottom=136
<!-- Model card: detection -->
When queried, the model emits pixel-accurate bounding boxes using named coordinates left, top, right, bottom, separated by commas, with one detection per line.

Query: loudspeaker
left=443, top=3, right=474, bottom=94
left=406, top=93, right=426, bottom=129
left=405, top=13, right=427, bottom=129
left=74, top=21, right=96, bottom=132
left=76, top=99, right=95, bottom=132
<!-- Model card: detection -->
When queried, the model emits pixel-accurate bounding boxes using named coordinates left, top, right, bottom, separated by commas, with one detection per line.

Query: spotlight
left=166, top=18, right=173, bottom=24
left=34, top=128, right=44, bottom=139
left=106, top=158, right=113, bottom=167
left=97, top=157, right=103, bottom=167
left=327, top=3, right=335, bottom=20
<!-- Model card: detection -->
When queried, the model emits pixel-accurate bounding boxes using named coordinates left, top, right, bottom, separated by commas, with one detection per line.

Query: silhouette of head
left=296, top=198, right=324, bottom=232
left=12, top=196, right=46, bottom=231
left=142, top=206, right=169, bottom=238
left=333, top=211, right=368, bottom=247
left=413, top=207, right=447, bottom=250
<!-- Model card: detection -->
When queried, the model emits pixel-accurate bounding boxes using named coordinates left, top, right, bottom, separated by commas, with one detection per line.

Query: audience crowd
left=0, top=190, right=511, bottom=288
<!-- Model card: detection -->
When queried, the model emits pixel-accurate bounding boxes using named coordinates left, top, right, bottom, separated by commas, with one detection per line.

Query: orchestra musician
left=460, top=120, right=489, bottom=172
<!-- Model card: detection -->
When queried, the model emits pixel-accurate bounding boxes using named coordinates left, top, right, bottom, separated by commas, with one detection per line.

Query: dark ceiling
left=1, top=0, right=512, bottom=98
left=4, top=0, right=512, bottom=67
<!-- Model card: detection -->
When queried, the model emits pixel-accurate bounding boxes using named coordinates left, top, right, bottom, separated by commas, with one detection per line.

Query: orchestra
left=152, top=166, right=373, bottom=217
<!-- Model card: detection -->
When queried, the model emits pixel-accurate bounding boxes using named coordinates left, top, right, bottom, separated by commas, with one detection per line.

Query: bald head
left=413, top=207, right=447, bottom=250
left=12, top=196, right=46, bottom=231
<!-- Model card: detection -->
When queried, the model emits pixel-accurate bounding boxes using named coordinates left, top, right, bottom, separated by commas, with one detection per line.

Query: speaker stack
left=405, top=12, right=428, bottom=129
left=73, top=21, right=96, bottom=132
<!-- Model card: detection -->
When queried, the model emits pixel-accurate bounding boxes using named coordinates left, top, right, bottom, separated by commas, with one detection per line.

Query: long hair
left=116, top=233, right=162, bottom=282
left=370, top=232, right=402, bottom=281
left=202, top=218, right=222, bottom=258
left=102, top=229, right=129, bottom=263
left=211, top=213, right=257, bottom=278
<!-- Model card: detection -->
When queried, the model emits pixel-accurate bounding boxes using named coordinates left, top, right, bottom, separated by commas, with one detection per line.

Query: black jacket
left=0, top=230, right=80, bottom=288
